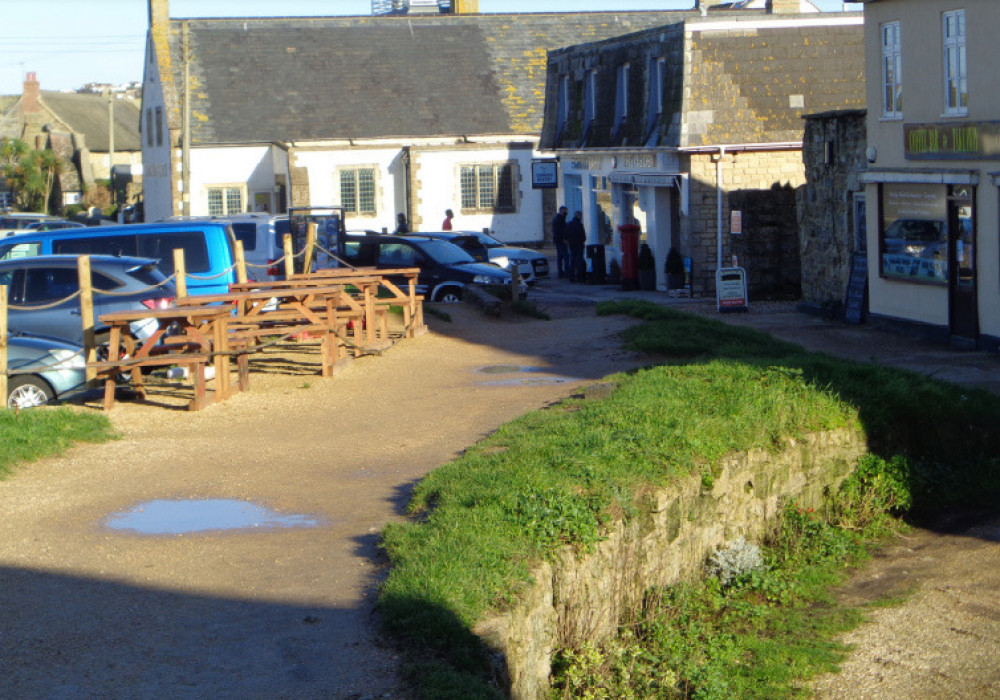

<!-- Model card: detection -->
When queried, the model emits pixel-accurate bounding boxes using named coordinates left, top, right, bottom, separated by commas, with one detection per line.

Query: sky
left=0, top=0, right=859, bottom=96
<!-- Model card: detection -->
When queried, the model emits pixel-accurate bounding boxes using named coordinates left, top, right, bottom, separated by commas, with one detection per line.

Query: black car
left=341, top=234, right=513, bottom=302
left=0, top=255, right=176, bottom=345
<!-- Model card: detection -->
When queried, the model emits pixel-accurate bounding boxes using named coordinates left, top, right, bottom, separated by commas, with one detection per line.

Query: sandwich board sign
left=716, top=267, right=748, bottom=313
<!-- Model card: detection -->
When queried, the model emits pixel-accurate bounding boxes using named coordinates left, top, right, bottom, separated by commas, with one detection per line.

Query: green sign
left=905, top=121, right=1000, bottom=160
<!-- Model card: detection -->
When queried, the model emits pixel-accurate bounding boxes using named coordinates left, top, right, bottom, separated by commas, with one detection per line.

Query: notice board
left=844, top=251, right=868, bottom=325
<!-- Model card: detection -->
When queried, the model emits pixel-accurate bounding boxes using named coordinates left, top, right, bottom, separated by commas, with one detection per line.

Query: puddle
left=105, top=499, right=322, bottom=535
left=478, top=376, right=574, bottom=386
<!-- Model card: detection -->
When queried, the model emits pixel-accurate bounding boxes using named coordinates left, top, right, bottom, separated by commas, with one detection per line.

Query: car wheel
left=436, top=289, right=463, bottom=303
left=7, top=376, right=55, bottom=409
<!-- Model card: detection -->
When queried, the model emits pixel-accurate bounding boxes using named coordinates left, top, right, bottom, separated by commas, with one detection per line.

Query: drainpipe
left=715, top=146, right=725, bottom=272
left=402, top=146, right=412, bottom=228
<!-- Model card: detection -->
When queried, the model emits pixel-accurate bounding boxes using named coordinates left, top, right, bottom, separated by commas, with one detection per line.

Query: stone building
left=141, top=0, right=692, bottom=240
left=798, top=109, right=867, bottom=312
left=0, top=72, right=142, bottom=211
left=539, top=5, right=865, bottom=297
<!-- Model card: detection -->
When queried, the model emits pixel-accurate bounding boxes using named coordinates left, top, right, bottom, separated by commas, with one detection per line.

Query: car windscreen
left=475, top=232, right=503, bottom=247
left=414, top=239, right=477, bottom=264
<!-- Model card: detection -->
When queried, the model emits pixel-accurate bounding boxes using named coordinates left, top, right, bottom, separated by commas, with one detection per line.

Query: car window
left=23, top=268, right=80, bottom=304
left=414, top=239, right=476, bottom=265
left=137, top=231, right=211, bottom=273
left=230, top=223, right=258, bottom=252
left=123, top=263, right=166, bottom=287
left=55, top=234, right=137, bottom=258
left=1, top=269, right=25, bottom=302
left=0, top=241, right=41, bottom=260
left=378, top=243, right=419, bottom=267
left=92, top=271, right=125, bottom=291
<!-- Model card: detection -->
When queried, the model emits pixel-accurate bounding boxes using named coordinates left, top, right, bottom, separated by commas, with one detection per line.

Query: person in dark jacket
left=551, top=206, right=569, bottom=277
left=395, top=213, right=409, bottom=234
left=565, top=211, right=587, bottom=283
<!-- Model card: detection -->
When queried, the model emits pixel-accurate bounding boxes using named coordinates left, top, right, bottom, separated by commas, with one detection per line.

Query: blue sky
left=0, top=0, right=858, bottom=96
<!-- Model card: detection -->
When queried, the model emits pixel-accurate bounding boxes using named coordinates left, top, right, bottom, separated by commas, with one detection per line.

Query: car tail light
left=267, top=259, right=281, bottom=276
left=142, top=297, right=175, bottom=310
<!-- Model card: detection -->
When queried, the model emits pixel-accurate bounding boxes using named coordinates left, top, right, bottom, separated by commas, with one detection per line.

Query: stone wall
left=684, top=149, right=806, bottom=298
left=475, top=427, right=867, bottom=700
left=730, top=187, right=801, bottom=300
left=798, top=110, right=867, bottom=310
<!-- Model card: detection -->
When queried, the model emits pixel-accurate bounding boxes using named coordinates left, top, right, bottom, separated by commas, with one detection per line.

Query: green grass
left=0, top=407, right=114, bottom=477
left=380, top=300, right=1000, bottom=697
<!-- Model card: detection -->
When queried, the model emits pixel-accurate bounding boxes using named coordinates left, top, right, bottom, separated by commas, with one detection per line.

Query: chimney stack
left=22, top=71, right=40, bottom=113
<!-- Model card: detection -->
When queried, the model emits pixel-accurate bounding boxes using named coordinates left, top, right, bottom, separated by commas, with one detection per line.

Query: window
left=155, top=106, right=163, bottom=146
left=556, top=75, right=570, bottom=138
left=614, top=63, right=630, bottom=135
left=460, top=163, right=516, bottom=212
left=879, top=183, right=947, bottom=284
left=881, top=21, right=902, bottom=118
left=943, top=10, right=967, bottom=115
left=646, top=56, right=666, bottom=139
left=207, top=187, right=244, bottom=216
left=339, top=168, right=376, bottom=215
left=584, top=69, right=597, bottom=128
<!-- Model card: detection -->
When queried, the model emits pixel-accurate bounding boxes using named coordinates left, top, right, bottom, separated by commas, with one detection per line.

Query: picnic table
left=177, top=283, right=357, bottom=377
left=90, top=305, right=235, bottom=411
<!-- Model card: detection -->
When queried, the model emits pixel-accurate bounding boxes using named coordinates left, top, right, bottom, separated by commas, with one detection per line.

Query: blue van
left=0, top=221, right=237, bottom=295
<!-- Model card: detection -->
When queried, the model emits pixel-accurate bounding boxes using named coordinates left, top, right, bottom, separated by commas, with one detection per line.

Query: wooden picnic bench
left=90, top=305, right=236, bottom=411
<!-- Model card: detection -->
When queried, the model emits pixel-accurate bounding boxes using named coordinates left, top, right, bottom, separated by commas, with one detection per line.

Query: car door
left=13, top=266, right=83, bottom=342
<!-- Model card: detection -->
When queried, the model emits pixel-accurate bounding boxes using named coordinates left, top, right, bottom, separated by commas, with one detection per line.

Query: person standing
left=551, top=206, right=569, bottom=278
left=566, top=211, right=587, bottom=283
left=442, top=209, right=454, bottom=230
left=395, top=213, right=410, bottom=234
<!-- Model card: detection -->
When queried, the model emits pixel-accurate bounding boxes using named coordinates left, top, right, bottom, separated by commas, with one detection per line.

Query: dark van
left=0, top=221, right=238, bottom=295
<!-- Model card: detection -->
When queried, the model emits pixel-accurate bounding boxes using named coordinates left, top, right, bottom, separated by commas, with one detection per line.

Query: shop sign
left=905, top=121, right=1000, bottom=160
left=716, top=267, right=748, bottom=313
left=531, top=160, right=558, bottom=189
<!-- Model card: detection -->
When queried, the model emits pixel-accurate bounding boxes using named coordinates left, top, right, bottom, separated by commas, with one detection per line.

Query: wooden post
left=234, top=239, right=248, bottom=284
left=77, top=255, right=97, bottom=382
left=283, top=233, right=294, bottom=280
left=0, top=286, right=8, bottom=405
left=303, top=221, right=317, bottom=275
left=173, top=248, right=187, bottom=298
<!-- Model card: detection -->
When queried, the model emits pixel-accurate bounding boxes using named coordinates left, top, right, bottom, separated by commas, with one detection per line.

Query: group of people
left=551, top=206, right=587, bottom=282
left=394, top=209, right=455, bottom=234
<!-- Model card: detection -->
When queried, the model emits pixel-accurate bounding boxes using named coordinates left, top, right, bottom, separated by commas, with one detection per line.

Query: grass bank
left=0, top=407, right=114, bottom=477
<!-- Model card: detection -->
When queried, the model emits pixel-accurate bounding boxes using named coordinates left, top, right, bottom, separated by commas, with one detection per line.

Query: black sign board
left=844, top=251, right=868, bottom=325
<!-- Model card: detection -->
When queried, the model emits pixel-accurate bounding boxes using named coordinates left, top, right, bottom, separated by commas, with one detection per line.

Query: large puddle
left=104, top=499, right=323, bottom=535
left=476, top=365, right=574, bottom=386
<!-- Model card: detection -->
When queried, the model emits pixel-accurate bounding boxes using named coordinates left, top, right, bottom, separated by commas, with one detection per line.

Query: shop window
left=878, top=183, right=947, bottom=284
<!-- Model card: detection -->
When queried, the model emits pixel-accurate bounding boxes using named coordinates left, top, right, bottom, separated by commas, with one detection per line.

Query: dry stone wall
left=476, top=427, right=867, bottom=699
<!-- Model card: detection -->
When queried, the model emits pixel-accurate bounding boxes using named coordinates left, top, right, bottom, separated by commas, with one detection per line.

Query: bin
left=618, top=224, right=641, bottom=290
left=585, top=244, right=606, bottom=284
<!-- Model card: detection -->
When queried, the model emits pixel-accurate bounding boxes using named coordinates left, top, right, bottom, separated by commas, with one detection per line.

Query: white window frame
left=881, top=21, right=902, bottom=119
left=206, top=184, right=245, bottom=216
left=943, top=9, right=968, bottom=116
left=338, top=166, right=378, bottom=216
left=646, top=56, right=666, bottom=136
left=584, top=69, right=597, bottom=128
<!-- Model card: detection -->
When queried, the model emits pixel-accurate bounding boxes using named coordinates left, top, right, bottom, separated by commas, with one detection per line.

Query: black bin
left=585, top=244, right=606, bottom=284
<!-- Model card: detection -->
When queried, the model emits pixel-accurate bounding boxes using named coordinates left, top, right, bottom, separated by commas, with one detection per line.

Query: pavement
left=529, top=273, right=1000, bottom=397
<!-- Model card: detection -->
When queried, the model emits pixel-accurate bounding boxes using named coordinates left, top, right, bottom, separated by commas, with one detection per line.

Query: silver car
left=5, top=334, right=88, bottom=408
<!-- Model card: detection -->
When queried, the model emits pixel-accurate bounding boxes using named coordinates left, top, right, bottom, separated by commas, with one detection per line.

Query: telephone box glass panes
left=956, top=204, right=973, bottom=287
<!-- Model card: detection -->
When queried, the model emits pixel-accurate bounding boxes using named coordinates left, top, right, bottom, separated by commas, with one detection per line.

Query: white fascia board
left=686, top=16, right=863, bottom=33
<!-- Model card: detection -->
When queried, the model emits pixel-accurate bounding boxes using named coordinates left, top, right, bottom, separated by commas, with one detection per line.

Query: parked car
left=412, top=230, right=550, bottom=283
left=25, top=219, right=87, bottom=232
left=0, top=220, right=239, bottom=295
left=341, top=233, right=514, bottom=302
left=5, top=334, right=88, bottom=409
left=0, top=213, right=62, bottom=237
left=0, top=255, right=175, bottom=345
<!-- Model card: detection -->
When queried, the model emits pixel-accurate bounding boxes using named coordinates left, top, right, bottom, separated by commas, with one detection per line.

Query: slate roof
left=157, top=11, right=693, bottom=145
left=40, top=91, right=142, bottom=151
